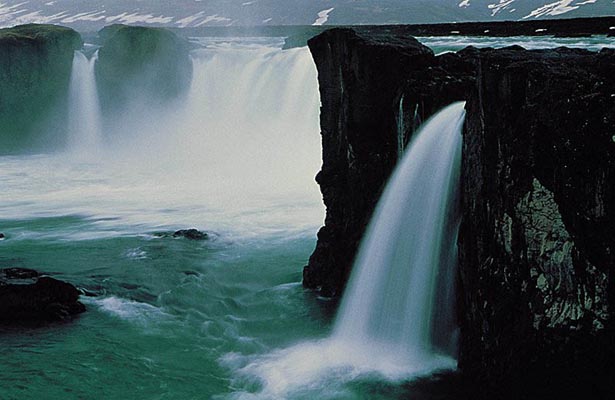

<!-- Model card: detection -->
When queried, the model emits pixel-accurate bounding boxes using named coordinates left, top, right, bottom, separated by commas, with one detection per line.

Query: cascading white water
left=236, top=102, right=466, bottom=398
left=5, top=42, right=323, bottom=237
left=67, top=50, right=103, bottom=153
left=333, top=101, right=465, bottom=360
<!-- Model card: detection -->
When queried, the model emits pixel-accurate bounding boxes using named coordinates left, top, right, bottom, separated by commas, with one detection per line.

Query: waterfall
left=241, top=102, right=466, bottom=397
left=334, top=101, right=465, bottom=361
left=67, top=50, right=103, bottom=153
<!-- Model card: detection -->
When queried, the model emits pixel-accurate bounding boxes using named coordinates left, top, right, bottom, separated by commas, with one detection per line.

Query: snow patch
left=61, top=11, right=106, bottom=24
left=313, top=7, right=334, bottom=26
left=195, top=14, right=232, bottom=27
left=176, top=11, right=206, bottom=28
left=488, top=0, right=517, bottom=16
left=523, top=0, right=580, bottom=19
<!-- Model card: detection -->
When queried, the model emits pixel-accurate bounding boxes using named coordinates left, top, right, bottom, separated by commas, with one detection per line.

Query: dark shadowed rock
left=173, top=229, right=208, bottom=240
left=458, top=45, right=615, bottom=399
left=0, top=268, right=85, bottom=325
left=0, top=24, right=83, bottom=153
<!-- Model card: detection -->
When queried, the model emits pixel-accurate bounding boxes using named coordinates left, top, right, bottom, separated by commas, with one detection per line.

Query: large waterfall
left=238, top=102, right=466, bottom=398
left=67, top=50, right=103, bottom=154
left=9, top=41, right=322, bottom=237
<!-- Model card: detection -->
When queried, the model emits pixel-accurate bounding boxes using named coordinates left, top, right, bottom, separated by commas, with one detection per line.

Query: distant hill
left=0, top=0, right=613, bottom=29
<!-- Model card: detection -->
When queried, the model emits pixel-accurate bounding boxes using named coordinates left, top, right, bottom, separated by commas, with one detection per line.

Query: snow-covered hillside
left=0, top=0, right=613, bottom=29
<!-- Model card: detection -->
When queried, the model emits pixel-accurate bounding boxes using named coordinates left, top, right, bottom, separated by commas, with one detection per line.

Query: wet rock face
left=0, top=268, right=85, bottom=325
left=307, top=28, right=614, bottom=398
left=304, top=28, right=473, bottom=296
left=96, top=24, right=193, bottom=112
left=458, top=46, right=615, bottom=398
left=0, top=24, right=83, bottom=153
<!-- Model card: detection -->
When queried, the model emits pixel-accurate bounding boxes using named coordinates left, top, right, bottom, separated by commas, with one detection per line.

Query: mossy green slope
left=0, top=24, right=82, bottom=153
left=96, top=25, right=193, bottom=112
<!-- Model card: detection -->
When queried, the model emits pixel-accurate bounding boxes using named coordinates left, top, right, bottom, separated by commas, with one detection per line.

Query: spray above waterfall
left=233, top=102, right=466, bottom=398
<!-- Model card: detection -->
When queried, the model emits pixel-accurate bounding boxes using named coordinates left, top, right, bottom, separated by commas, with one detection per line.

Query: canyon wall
left=306, top=28, right=614, bottom=398
left=459, top=46, right=614, bottom=398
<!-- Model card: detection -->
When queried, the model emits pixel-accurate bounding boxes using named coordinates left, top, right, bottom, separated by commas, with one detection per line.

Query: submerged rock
left=0, top=24, right=83, bottom=153
left=96, top=24, right=193, bottom=112
left=153, top=228, right=209, bottom=240
left=0, top=268, right=85, bottom=324
left=173, top=229, right=208, bottom=240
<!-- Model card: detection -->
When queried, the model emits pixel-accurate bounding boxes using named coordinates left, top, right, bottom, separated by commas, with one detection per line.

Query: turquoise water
left=0, top=214, right=328, bottom=399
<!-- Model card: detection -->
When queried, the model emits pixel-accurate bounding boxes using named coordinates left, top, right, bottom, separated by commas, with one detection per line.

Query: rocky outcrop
left=0, top=268, right=85, bottom=324
left=0, top=24, right=82, bottom=153
left=458, top=46, right=614, bottom=398
left=306, top=28, right=614, bottom=398
left=304, top=28, right=473, bottom=296
left=172, top=229, right=208, bottom=240
left=96, top=24, right=193, bottom=112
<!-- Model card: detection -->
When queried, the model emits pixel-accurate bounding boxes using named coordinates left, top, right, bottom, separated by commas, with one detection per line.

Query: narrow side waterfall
left=333, top=101, right=466, bottom=360
left=396, top=95, right=406, bottom=159
left=238, top=102, right=466, bottom=398
left=67, top=50, right=103, bottom=153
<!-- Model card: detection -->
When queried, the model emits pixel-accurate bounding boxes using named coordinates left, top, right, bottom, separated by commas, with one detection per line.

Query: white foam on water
left=85, top=296, right=168, bottom=324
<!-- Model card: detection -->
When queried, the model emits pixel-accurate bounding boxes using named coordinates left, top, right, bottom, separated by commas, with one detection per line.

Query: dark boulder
left=96, top=24, right=193, bottom=112
left=0, top=268, right=85, bottom=324
left=173, top=229, right=208, bottom=240
left=0, top=24, right=83, bottom=153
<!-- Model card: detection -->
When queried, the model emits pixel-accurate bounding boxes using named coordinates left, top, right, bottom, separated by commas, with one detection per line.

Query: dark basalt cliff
left=304, top=28, right=473, bottom=296
left=306, top=28, right=614, bottom=398
left=459, top=46, right=615, bottom=398
left=0, top=24, right=82, bottom=153
left=96, top=24, right=193, bottom=111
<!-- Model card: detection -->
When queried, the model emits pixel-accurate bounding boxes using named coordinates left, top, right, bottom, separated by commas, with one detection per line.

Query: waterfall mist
left=6, top=41, right=323, bottom=237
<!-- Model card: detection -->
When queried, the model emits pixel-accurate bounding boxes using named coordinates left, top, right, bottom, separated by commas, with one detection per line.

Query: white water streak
left=233, top=103, right=466, bottom=398
left=334, top=101, right=465, bottom=360
left=68, top=50, right=103, bottom=155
